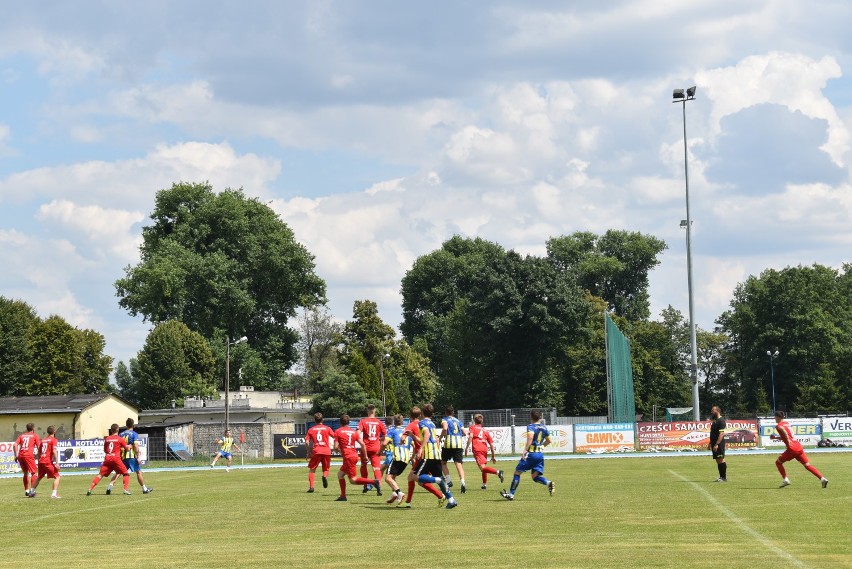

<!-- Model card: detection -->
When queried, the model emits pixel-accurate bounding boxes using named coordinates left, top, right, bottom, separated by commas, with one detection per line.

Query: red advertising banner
left=637, top=420, right=759, bottom=451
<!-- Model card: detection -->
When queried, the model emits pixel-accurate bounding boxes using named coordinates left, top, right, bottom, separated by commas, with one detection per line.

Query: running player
left=357, top=404, right=387, bottom=495
left=465, top=413, right=503, bottom=489
left=13, top=422, right=40, bottom=497
left=305, top=412, right=335, bottom=492
left=108, top=418, right=152, bottom=494
left=87, top=423, right=131, bottom=495
left=410, top=403, right=457, bottom=509
left=440, top=405, right=467, bottom=493
left=210, top=429, right=240, bottom=472
left=501, top=410, right=554, bottom=500
left=332, top=414, right=381, bottom=501
left=30, top=425, right=61, bottom=499
left=383, top=414, right=411, bottom=505
left=772, top=410, right=828, bottom=489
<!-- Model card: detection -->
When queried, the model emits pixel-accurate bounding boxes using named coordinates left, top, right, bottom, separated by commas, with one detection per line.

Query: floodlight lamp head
left=235, top=336, right=248, bottom=345
left=767, top=350, right=772, bottom=356
left=673, top=88, right=685, bottom=100
left=686, top=86, right=697, bottom=98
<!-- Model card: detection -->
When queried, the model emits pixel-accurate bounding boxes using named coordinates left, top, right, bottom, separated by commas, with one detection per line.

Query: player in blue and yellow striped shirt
left=501, top=410, right=554, bottom=501
left=382, top=414, right=411, bottom=505
left=410, top=404, right=457, bottom=509
left=440, top=405, right=467, bottom=493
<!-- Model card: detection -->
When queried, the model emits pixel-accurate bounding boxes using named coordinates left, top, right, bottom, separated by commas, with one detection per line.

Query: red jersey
left=305, top=424, right=335, bottom=456
left=103, top=434, right=128, bottom=458
left=358, top=417, right=387, bottom=453
left=38, top=436, right=58, bottom=464
left=469, top=424, right=493, bottom=453
left=404, top=419, right=421, bottom=454
left=333, top=426, right=361, bottom=459
left=15, top=432, right=40, bottom=458
left=775, top=421, right=803, bottom=453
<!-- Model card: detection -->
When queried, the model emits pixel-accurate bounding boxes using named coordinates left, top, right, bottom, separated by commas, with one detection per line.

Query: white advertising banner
left=575, top=423, right=635, bottom=453
left=821, top=416, right=852, bottom=444
left=758, top=418, right=821, bottom=447
left=511, top=424, right=574, bottom=454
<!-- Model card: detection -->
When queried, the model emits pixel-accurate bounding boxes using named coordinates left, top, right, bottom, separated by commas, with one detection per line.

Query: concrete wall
left=192, top=421, right=298, bottom=458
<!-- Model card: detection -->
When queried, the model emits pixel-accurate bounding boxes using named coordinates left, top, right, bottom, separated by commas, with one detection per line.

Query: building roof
left=0, top=393, right=137, bottom=414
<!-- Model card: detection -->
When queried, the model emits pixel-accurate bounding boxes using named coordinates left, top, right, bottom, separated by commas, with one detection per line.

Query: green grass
left=2, top=453, right=850, bottom=569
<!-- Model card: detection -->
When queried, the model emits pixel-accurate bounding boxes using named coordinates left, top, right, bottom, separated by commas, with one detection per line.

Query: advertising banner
left=575, top=423, right=635, bottom=453
left=58, top=435, right=149, bottom=469
left=0, top=441, right=20, bottom=474
left=511, top=424, right=574, bottom=454
left=638, top=420, right=758, bottom=450
left=479, top=427, right=513, bottom=455
left=821, top=416, right=852, bottom=445
left=759, top=418, right=821, bottom=447
left=273, top=434, right=308, bottom=459
left=1, top=436, right=149, bottom=472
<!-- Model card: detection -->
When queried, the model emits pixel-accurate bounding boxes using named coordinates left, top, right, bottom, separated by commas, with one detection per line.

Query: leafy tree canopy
left=115, top=182, right=327, bottom=381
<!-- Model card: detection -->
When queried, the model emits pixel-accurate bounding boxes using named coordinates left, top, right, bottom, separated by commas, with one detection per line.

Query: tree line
left=1, top=181, right=849, bottom=418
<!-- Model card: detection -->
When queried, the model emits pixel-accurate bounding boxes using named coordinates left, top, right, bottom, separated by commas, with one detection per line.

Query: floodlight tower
left=673, top=86, right=700, bottom=421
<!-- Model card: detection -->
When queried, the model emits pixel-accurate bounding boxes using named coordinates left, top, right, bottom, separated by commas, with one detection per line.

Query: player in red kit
left=332, top=414, right=381, bottom=501
left=31, top=425, right=61, bottom=498
left=14, top=422, right=40, bottom=497
left=87, top=423, right=131, bottom=495
left=305, top=412, right=335, bottom=493
left=358, top=403, right=387, bottom=495
left=772, top=411, right=828, bottom=489
left=465, top=413, right=503, bottom=489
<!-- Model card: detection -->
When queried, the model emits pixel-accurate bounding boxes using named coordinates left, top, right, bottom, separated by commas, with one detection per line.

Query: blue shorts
left=220, top=452, right=232, bottom=459
left=515, top=452, right=545, bottom=474
left=123, top=458, right=141, bottom=473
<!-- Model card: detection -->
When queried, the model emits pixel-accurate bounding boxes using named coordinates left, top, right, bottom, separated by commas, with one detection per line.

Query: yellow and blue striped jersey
left=527, top=423, right=550, bottom=453
left=220, top=436, right=235, bottom=453
left=388, top=425, right=412, bottom=463
left=120, top=430, right=138, bottom=459
left=442, top=416, right=465, bottom=449
left=419, top=418, right=441, bottom=460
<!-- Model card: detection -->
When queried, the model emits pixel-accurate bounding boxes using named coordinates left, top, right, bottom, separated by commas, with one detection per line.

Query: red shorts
left=473, top=450, right=489, bottom=466
left=38, top=462, right=60, bottom=479
left=99, top=455, right=128, bottom=476
left=308, top=454, right=331, bottom=471
left=778, top=448, right=809, bottom=464
left=18, top=456, right=37, bottom=474
left=362, top=450, right=382, bottom=469
left=340, top=455, right=359, bottom=478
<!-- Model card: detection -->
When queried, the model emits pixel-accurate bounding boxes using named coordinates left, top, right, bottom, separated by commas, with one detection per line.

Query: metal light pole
left=378, top=353, right=390, bottom=417
left=767, top=349, right=779, bottom=414
left=225, top=335, right=248, bottom=430
left=673, top=86, right=700, bottom=421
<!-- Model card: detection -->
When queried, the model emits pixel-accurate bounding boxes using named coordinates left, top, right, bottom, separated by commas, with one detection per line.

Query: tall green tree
left=310, top=367, right=371, bottom=418
left=0, top=297, right=39, bottom=396
left=135, top=320, right=217, bottom=409
left=717, top=264, right=852, bottom=414
left=547, top=230, right=667, bottom=321
left=296, top=307, right=343, bottom=393
left=115, top=182, right=326, bottom=382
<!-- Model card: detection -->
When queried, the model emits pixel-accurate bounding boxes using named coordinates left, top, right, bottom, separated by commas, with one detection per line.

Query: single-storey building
left=0, top=393, right=139, bottom=441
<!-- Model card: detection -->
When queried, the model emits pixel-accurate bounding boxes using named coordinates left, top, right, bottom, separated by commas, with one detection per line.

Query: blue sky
left=2, top=1, right=852, bottom=370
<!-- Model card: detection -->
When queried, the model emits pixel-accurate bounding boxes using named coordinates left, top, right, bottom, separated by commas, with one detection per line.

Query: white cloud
left=36, top=200, right=144, bottom=260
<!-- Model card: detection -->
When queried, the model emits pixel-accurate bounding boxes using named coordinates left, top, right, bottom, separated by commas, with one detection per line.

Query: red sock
left=805, top=464, right=823, bottom=479
left=322, top=470, right=330, bottom=478
left=308, top=472, right=315, bottom=487
left=776, top=462, right=787, bottom=478
left=123, top=475, right=130, bottom=491
left=422, top=483, right=443, bottom=498
left=360, top=463, right=368, bottom=478
left=406, top=480, right=415, bottom=502
left=338, top=478, right=346, bottom=497
left=483, top=466, right=498, bottom=475
left=373, top=468, right=382, bottom=486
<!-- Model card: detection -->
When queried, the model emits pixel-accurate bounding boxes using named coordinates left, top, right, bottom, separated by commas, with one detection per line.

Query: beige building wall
left=78, top=395, right=139, bottom=440
left=0, top=413, right=76, bottom=441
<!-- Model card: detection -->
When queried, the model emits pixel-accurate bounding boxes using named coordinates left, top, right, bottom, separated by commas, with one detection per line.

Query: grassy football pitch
left=2, top=452, right=849, bottom=569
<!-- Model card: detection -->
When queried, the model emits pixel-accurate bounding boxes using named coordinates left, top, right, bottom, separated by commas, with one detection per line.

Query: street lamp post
left=767, top=349, right=779, bottom=414
left=378, top=353, right=390, bottom=417
left=673, top=85, right=700, bottom=421
left=225, top=335, right=248, bottom=430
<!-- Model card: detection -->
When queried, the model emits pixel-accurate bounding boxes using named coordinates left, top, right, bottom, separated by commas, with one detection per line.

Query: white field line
left=669, top=470, right=809, bottom=568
